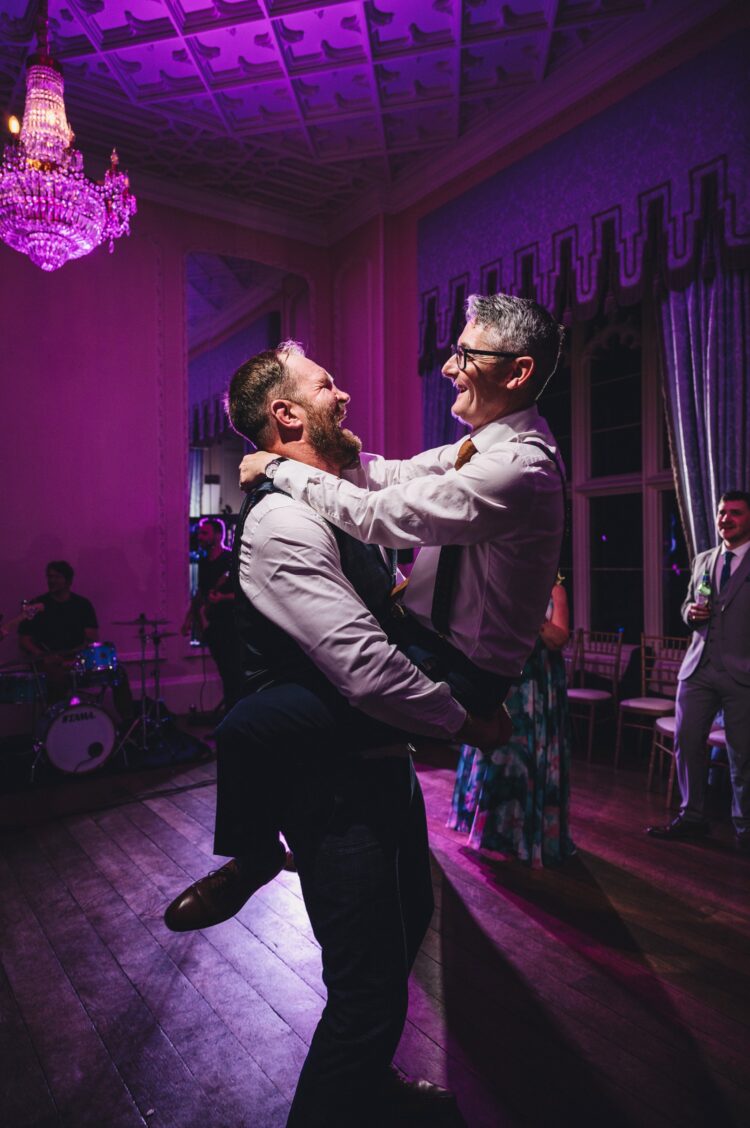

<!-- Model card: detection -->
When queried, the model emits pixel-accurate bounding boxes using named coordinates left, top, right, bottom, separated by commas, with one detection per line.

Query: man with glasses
left=239, top=292, right=566, bottom=702
left=166, top=340, right=508, bottom=1127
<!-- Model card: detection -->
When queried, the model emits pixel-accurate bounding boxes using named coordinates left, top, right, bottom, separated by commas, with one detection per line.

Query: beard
left=300, top=399, right=362, bottom=468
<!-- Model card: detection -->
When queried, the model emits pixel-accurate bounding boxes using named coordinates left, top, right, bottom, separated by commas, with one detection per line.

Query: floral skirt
left=447, top=642, right=575, bottom=867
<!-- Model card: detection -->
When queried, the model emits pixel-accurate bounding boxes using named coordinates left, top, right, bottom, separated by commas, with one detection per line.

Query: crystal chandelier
left=0, top=8, right=136, bottom=272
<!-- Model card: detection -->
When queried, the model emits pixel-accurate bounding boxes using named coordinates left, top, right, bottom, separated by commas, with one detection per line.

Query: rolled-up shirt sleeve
left=240, top=499, right=466, bottom=739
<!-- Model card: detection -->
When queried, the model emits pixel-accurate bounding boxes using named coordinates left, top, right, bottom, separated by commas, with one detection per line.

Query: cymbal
left=113, top=616, right=171, bottom=626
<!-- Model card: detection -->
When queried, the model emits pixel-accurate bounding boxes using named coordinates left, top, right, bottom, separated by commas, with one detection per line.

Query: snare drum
left=38, top=701, right=115, bottom=773
left=0, top=668, right=47, bottom=704
left=74, top=642, right=119, bottom=687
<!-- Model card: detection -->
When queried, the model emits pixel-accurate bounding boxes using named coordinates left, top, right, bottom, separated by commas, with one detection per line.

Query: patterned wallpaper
left=417, top=35, right=750, bottom=358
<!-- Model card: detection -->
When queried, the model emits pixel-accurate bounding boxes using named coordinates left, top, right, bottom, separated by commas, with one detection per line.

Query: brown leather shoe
left=164, top=847, right=286, bottom=932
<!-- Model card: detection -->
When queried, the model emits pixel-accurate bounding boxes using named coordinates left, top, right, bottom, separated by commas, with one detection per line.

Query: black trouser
left=212, top=632, right=509, bottom=1126
left=214, top=683, right=433, bottom=1126
left=282, top=751, right=433, bottom=1126
left=213, top=618, right=511, bottom=861
left=214, top=678, right=404, bottom=857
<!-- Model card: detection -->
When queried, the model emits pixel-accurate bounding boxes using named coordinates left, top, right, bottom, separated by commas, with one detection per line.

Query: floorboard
left=1, top=736, right=749, bottom=1128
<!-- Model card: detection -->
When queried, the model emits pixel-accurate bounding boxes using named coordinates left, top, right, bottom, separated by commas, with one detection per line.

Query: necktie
left=719, top=551, right=734, bottom=592
left=430, top=438, right=477, bottom=636
left=453, top=437, right=477, bottom=470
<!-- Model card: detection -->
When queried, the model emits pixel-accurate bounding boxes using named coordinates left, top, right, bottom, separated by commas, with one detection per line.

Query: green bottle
left=695, top=569, right=712, bottom=609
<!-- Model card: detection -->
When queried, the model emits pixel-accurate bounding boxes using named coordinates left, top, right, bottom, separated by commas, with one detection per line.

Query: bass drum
left=40, top=702, right=115, bottom=774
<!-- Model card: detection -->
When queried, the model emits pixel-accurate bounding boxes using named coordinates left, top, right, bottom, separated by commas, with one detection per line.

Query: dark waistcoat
left=231, top=482, right=395, bottom=692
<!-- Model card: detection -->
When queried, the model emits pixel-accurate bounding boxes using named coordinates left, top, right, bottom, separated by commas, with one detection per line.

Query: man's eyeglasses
left=450, top=343, right=517, bottom=371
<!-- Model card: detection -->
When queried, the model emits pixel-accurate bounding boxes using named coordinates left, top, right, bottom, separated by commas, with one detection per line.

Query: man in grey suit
left=648, top=490, right=750, bottom=849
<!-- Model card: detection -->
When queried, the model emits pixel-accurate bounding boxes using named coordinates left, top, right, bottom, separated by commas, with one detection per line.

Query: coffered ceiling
left=0, top=0, right=733, bottom=241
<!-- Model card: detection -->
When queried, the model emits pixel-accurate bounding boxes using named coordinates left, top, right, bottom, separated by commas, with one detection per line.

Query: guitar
left=0, top=600, right=44, bottom=638
left=187, top=571, right=233, bottom=639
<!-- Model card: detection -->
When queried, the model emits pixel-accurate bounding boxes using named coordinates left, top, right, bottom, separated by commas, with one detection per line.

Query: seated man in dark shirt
left=19, top=560, right=98, bottom=700
left=19, top=560, right=98, bottom=656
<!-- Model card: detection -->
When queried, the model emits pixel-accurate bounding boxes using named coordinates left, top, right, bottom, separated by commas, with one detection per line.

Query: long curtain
left=659, top=261, right=750, bottom=556
left=189, top=446, right=204, bottom=517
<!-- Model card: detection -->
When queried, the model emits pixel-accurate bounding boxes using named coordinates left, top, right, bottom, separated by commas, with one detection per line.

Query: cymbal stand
left=28, top=659, right=50, bottom=783
left=111, top=622, right=153, bottom=762
left=149, top=627, right=167, bottom=729
left=113, top=620, right=166, bottom=765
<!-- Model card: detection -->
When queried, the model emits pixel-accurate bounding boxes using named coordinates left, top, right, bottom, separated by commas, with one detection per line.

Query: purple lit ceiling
left=0, top=1, right=727, bottom=231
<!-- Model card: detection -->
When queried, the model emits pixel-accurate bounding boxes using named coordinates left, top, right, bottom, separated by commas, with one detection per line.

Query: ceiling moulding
left=322, top=0, right=740, bottom=242
left=127, top=165, right=328, bottom=247
left=46, top=0, right=738, bottom=251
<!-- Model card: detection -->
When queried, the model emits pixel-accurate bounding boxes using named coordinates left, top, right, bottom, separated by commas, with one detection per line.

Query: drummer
left=18, top=561, right=98, bottom=700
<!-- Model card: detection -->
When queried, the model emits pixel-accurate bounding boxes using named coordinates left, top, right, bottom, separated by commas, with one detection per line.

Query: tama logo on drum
left=63, top=711, right=96, bottom=723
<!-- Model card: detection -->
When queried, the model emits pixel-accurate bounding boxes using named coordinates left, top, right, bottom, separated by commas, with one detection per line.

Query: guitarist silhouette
left=182, top=518, right=244, bottom=712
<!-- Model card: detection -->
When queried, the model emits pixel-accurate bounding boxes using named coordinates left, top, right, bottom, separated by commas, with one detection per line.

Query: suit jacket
left=679, top=545, right=750, bottom=685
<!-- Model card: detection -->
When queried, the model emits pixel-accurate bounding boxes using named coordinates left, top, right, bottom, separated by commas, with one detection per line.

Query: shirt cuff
left=274, top=459, right=320, bottom=498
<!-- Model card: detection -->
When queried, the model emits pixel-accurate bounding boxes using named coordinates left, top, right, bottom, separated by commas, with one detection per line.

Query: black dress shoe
left=646, top=815, right=710, bottom=840
left=380, top=1067, right=456, bottom=1107
left=370, top=1066, right=467, bottom=1125
left=164, top=846, right=286, bottom=932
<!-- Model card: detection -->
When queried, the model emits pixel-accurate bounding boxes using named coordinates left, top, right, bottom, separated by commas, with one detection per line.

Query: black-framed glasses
left=450, top=343, right=517, bottom=371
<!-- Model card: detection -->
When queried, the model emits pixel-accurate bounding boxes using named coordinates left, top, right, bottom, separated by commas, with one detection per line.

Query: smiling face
left=284, top=351, right=362, bottom=468
left=441, top=320, right=517, bottom=430
left=716, top=498, right=750, bottom=549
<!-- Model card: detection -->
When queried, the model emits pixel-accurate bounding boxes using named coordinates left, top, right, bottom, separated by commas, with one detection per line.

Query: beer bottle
left=695, top=569, right=712, bottom=609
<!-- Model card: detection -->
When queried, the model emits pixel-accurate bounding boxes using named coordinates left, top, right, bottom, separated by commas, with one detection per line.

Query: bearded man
left=166, top=341, right=506, bottom=1128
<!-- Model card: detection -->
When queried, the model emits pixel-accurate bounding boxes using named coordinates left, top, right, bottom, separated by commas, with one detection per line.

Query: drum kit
left=0, top=613, right=177, bottom=780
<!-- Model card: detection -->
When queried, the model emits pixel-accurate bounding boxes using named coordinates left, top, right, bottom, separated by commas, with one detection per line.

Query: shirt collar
left=722, top=539, right=750, bottom=562
left=467, top=405, right=556, bottom=454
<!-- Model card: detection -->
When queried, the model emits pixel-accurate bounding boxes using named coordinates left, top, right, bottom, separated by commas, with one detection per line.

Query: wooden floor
left=1, top=738, right=749, bottom=1128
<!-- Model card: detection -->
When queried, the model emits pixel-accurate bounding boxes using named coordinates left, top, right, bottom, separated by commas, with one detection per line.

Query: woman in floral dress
left=447, top=577, right=575, bottom=867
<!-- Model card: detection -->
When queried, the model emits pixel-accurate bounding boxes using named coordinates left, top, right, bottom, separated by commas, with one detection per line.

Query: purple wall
left=0, top=199, right=334, bottom=716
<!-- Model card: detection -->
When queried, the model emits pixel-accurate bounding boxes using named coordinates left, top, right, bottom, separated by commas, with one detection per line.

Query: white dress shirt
left=714, top=539, right=750, bottom=584
left=273, top=405, right=564, bottom=679
left=238, top=490, right=467, bottom=738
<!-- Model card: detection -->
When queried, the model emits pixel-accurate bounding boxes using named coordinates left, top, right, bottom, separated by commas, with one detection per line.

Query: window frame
left=567, top=297, right=677, bottom=635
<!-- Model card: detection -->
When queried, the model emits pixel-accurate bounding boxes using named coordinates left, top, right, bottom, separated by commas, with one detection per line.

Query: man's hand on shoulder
left=457, top=705, right=512, bottom=751
left=239, top=451, right=275, bottom=491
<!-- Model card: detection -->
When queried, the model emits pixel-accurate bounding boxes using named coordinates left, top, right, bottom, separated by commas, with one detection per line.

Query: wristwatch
left=264, top=456, right=288, bottom=482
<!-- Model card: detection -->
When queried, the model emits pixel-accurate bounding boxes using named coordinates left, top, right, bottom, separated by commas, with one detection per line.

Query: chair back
left=577, top=629, right=624, bottom=700
left=640, top=634, right=689, bottom=698
left=562, top=629, right=580, bottom=684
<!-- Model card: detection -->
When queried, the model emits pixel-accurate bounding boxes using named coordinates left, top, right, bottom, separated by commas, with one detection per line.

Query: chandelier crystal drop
left=0, top=13, right=136, bottom=272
